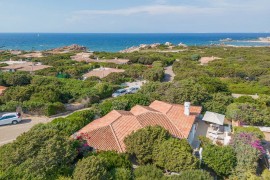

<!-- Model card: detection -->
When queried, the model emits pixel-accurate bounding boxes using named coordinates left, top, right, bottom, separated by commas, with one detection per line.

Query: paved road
left=163, top=65, right=175, bottom=82
left=0, top=107, right=93, bottom=146
left=0, top=116, right=50, bottom=146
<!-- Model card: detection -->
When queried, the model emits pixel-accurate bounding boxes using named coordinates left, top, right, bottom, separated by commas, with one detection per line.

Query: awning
left=202, top=111, right=225, bottom=125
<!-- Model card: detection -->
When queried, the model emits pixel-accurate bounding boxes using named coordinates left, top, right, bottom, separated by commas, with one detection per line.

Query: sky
left=0, top=0, right=269, bottom=33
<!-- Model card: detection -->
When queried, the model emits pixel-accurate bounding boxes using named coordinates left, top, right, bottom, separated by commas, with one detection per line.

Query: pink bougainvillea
left=230, top=132, right=265, bottom=176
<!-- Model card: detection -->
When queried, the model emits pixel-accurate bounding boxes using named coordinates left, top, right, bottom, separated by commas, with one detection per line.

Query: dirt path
left=163, top=65, right=175, bottom=82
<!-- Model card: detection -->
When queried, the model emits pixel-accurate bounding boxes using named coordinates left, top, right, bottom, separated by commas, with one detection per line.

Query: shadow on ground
left=20, top=119, right=32, bottom=124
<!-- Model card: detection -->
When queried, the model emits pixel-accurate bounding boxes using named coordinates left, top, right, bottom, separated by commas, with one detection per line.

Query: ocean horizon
left=0, top=33, right=270, bottom=52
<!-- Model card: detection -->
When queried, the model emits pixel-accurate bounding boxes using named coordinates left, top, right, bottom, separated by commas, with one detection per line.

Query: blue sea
left=0, top=33, right=270, bottom=52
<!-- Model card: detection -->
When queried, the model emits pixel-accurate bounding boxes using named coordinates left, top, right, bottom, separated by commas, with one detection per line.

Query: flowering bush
left=231, top=132, right=265, bottom=156
left=74, top=134, right=92, bottom=157
left=251, top=139, right=265, bottom=155
left=230, top=132, right=265, bottom=179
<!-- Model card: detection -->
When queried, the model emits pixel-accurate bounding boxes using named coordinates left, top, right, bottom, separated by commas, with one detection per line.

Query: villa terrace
left=192, top=111, right=232, bottom=148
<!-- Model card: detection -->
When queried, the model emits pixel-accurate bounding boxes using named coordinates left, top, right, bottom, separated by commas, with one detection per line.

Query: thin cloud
left=72, top=5, right=220, bottom=16
left=155, top=0, right=168, bottom=5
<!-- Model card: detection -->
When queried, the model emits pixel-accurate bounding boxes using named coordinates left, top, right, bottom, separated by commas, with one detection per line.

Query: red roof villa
left=76, top=100, right=202, bottom=153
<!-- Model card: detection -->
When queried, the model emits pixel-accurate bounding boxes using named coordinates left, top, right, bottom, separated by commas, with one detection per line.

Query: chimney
left=184, top=102, right=190, bottom=116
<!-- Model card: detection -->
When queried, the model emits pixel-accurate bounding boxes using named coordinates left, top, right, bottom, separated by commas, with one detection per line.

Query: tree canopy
left=124, top=126, right=171, bottom=164
left=153, top=138, right=198, bottom=172
left=202, top=144, right=236, bottom=177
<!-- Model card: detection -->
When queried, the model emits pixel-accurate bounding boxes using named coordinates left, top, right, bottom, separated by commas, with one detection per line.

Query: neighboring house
left=76, top=100, right=202, bottom=153
left=0, top=62, right=51, bottom=72
left=71, top=52, right=93, bottom=62
left=0, top=86, right=7, bottom=96
left=88, top=58, right=129, bottom=65
left=19, top=52, right=44, bottom=58
left=1, top=60, right=27, bottom=65
left=71, top=53, right=129, bottom=64
left=82, top=67, right=125, bottom=79
left=10, top=50, right=22, bottom=55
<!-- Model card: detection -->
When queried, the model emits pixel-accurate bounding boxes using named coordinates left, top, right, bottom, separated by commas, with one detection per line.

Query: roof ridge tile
left=109, top=124, right=123, bottom=152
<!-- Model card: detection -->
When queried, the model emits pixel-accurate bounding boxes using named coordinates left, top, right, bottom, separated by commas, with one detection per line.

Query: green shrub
left=0, top=100, right=21, bottom=112
left=97, top=151, right=131, bottom=170
left=134, top=165, right=164, bottom=180
left=51, top=109, right=95, bottom=135
left=44, top=102, right=65, bottom=116
left=162, top=79, right=210, bottom=105
left=166, top=170, right=213, bottom=180
left=73, top=156, right=109, bottom=180
left=191, top=54, right=201, bottom=61
left=203, top=93, right=233, bottom=114
left=153, top=138, right=198, bottom=172
left=198, top=136, right=212, bottom=147
left=234, top=96, right=257, bottom=104
left=226, top=103, right=270, bottom=126
left=109, top=168, right=132, bottom=180
left=124, top=126, right=171, bottom=164
left=230, top=133, right=262, bottom=179
left=233, top=126, right=265, bottom=140
left=203, top=145, right=236, bottom=177
left=96, top=93, right=150, bottom=116
left=0, top=126, right=77, bottom=180
left=3, top=72, right=32, bottom=86
left=103, top=72, right=129, bottom=84
left=262, top=169, right=270, bottom=180
left=143, top=67, right=164, bottom=82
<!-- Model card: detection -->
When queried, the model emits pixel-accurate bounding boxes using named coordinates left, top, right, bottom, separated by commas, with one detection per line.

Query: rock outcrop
left=50, top=44, right=87, bottom=53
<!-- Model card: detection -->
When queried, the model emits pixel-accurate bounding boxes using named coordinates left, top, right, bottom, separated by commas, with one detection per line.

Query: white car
left=127, top=87, right=140, bottom=94
left=0, top=113, right=22, bottom=125
left=112, top=89, right=127, bottom=97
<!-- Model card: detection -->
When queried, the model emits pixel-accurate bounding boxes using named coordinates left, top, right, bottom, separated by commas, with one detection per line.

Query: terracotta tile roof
left=136, top=112, right=184, bottom=138
left=130, top=105, right=158, bottom=116
left=111, top=115, right=142, bottom=151
left=0, top=86, right=7, bottom=95
left=82, top=126, right=120, bottom=152
left=149, top=100, right=173, bottom=114
left=77, top=100, right=202, bottom=152
left=166, top=104, right=202, bottom=138
left=79, top=110, right=123, bottom=134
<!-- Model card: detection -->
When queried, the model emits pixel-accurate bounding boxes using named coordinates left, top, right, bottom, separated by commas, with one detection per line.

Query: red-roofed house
left=76, top=100, right=202, bottom=152
left=0, top=86, right=7, bottom=96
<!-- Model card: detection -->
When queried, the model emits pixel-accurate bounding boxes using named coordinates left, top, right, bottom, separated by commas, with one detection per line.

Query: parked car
left=127, top=86, right=140, bottom=94
left=0, top=112, right=22, bottom=125
left=112, top=89, right=127, bottom=97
